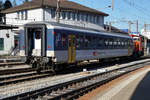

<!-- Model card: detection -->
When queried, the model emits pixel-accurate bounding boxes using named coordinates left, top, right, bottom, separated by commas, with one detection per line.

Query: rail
left=2, top=58, right=150, bottom=100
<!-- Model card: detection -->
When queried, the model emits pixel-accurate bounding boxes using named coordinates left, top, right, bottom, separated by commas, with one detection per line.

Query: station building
left=0, top=24, right=18, bottom=55
left=1, top=0, right=109, bottom=55
left=141, top=29, right=150, bottom=55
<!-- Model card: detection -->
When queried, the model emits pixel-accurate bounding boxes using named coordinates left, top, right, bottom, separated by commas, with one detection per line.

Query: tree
left=4, top=0, right=12, bottom=9
left=25, top=0, right=28, bottom=2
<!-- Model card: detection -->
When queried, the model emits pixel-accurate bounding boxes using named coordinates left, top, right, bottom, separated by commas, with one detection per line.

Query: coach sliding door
left=68, top=35, right=76, bottom=63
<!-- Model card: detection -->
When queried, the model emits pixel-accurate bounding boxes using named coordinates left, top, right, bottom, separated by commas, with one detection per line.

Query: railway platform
left=88, top=66, right=150, bottom=100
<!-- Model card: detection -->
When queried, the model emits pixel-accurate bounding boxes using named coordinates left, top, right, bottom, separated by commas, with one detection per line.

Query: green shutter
left=0, top=38, right=4, bottom=50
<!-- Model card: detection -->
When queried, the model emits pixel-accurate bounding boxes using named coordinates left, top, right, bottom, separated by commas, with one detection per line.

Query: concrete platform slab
left=91, top=67, right=150, bottom=100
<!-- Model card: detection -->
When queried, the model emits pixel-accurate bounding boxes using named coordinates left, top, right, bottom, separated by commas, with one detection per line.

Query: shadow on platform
left=130, top=71, right=150, bottom=100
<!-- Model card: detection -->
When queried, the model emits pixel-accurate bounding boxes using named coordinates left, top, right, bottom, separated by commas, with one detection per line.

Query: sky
left=69, top=0, right=150, bottom=32
left=1, top=0, right=150, bottom=32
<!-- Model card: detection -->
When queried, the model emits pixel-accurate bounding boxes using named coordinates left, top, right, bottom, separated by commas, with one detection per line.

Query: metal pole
left=109, top=22, right=111, bottom=32
left=136, top=20, right=138, bottom=34
left=144, top=38, right=147, bottom=56
left=112, top=0, right=114, bottom=11
left=144, top=22, right=147, bottom=56
left=128, top=21, right=131, bottom=33
left=144, top=22, right=146, bottom=32
left=106, top=21, right=108, bottom=31
left=56, top=0, right=60, bottom=23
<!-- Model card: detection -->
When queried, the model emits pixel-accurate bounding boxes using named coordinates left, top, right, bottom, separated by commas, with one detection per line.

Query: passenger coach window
left=55, top=33, right=67, bottom=49
left=113, top=40, right=117, bottom=47
left=104, top=39, right=109, bottom=46
left=85, top=36, right=91, bottom=48
left=62, top=34, right=67, bottom=48
left=55, top=33, right=61, bottom=48
left=125, top=41, right=127, bottom=47
left=98, top=38, right=103, bottom=47
left=76, top=35, right=84, bottom=49
left=93, top=37, right=98, bottom=49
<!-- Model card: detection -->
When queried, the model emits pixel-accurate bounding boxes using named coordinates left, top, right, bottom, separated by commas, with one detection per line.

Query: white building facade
left=5, top=8, right=106, bottom=31
left=0, top=29, right=15, bottom=55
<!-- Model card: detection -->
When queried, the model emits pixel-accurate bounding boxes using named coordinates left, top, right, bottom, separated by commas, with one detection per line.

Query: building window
left=88, top=14, right=91, bottom=22
left=96, top=16, right=99, bottom=24
left=60, top=12, right=63, bottom=19
left=77, top=13, right=80, bottom=21
left=21, top=11, right=24, bottom=20
left=51, top=9, right=56, bottom=18
left=62, top=12, right=66, bottom=19
left=72, top=12, right=75, bottom=20
left=81, top=13, right=84, bottom=21
left=17, top=12, right=20, bottom=19
left=85, top=14, right=88, bottom=22
left=90, top=15, right=94, bottom=23
left=67, top=12, right=71, bottom=20
left=25, top=10, right=28, bottom=20
left=17, top=10, right=28, bottom=20
left=94, top=15, right=97, bottom=23
left=0, top=38, right=4, bottom=50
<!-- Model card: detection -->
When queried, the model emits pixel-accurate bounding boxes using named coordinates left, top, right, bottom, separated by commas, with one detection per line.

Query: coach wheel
left=26, top=58, right=31, bottom=64
left=51, top=64, right=56, bottom=71
left=32, top=62, right=37, bottom=68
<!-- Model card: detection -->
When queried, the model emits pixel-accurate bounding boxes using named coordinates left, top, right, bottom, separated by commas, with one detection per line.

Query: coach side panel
left=46, top=29, right=55, bottom=57
left=20, top=29, right=25, bottom=56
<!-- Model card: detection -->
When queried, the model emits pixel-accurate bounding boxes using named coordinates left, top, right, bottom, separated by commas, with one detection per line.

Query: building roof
left=2, top=0, right=108, bottom=16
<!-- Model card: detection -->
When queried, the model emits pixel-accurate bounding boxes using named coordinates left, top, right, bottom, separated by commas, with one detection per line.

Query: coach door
left=68, top=35, right=76, bottom=63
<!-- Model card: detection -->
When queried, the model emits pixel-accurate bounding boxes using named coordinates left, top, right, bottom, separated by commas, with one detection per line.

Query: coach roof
left=2, top=0, right=108, bottom=16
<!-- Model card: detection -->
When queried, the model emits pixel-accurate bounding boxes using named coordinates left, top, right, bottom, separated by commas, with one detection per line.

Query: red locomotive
left=130, top=34, right=144, bottom=57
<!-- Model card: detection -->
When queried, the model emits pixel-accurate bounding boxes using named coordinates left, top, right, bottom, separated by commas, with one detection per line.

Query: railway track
left=0, top=71, right=53, bottom=86
left=0, top=63, right=34, bottom=75
left=1, top=58, right=150, bottom=100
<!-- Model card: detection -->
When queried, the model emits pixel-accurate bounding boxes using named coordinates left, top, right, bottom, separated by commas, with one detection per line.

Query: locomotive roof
left=25, top=21, right=131, bottom=39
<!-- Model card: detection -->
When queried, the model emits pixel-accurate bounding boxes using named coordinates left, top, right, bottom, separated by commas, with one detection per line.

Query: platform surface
left=91, top=67, right=150, bottom=100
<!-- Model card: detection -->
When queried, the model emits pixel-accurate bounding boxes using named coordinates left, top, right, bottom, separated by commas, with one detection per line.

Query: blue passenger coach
left=19, top=22, right=133, bottom=71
